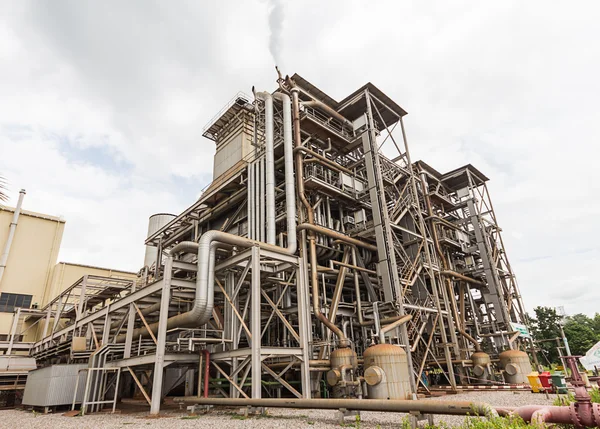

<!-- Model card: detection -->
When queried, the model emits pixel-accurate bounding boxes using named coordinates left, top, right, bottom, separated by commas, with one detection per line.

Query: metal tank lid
left=364, top=343, right=406, bottom=356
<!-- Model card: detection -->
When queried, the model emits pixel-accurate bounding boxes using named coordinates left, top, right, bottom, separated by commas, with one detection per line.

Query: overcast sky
left=0, top=1, right=598, bottom=316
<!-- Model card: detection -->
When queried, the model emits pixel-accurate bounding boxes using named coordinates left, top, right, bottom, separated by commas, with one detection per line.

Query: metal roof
left=441, top=164, right=489, bottom=189
left=291, top=73, right=407, bottom=129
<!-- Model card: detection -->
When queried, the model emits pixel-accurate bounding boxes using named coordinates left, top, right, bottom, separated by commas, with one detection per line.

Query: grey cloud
left=0, top=0, right=598, bottom=315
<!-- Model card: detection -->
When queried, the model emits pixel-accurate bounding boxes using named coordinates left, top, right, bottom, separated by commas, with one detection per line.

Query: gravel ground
left=0, top=391, right=559, bottom=428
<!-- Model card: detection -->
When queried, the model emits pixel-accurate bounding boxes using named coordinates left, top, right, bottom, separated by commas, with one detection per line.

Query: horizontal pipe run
left=172, top=397, right=499, bottom=418
left=300, top=99, right=353, bottom=128
left=440, top=270, right=484, bottom=286
left=293, top=146, right=353, bottom=174
left=297, top=223, right=377, bottom=252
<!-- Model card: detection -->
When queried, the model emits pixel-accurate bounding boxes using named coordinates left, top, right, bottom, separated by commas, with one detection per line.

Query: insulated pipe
left=373, top=302, right=384, bottom=343
left=0, top=189, right=26, bottom=285
left=293, top=146, right=353, bottom=175
left=381, top=314, right=413, bottom=335
left=297, top=223, right=377, bottom=252
left=255, top=92, right=276, bottom=245
left=121, top=91, right=297, bottom=341
left=440, top=270, right=485, bottom=287
left=300, top=100, right=353, bottom=128
left=172, top=397, right=499, bottom=419
left=291, top=87, right=348, bottom=348
left=248, top=163, right=254, bottom=239
left=273, top=92, right=297, bottom=254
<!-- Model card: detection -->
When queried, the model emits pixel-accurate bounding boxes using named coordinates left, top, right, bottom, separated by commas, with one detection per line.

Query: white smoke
left=268, top=0, right=284, bottom=66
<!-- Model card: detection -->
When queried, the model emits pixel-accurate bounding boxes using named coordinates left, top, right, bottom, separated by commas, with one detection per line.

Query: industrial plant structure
left=3, top=71, right=539, bottom=415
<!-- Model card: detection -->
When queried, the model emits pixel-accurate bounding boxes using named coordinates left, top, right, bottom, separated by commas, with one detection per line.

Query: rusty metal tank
left=499, top=350, right=532, bottom=384
left=326, top=347, right=359, bottom=398
left=363, top=343, right=410, bottom=400
left=471, top=352, right=491, bottom=383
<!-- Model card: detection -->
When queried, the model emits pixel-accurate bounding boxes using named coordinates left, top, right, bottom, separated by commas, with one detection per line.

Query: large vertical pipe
left=255, top=92, right=275, bottom=245
left=251, top=246, right=262, bottom=398
left=0, top=189, right=26, bottom=286
left=248, top=163, right=254, bottom=239
left=273, top=92, right=297, bottom=253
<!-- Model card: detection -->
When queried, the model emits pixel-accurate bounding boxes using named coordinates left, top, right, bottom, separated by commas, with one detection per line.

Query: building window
left=0, top=293, right=32, bottom=313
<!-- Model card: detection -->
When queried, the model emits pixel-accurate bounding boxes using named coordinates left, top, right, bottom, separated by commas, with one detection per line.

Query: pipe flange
left=570, top=403, right=584, bottom=428
left=592, top=403, right=600, bottom=426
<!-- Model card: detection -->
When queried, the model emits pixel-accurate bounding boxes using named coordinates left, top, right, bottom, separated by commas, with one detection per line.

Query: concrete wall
left=0, top=208, right=64, bottom=337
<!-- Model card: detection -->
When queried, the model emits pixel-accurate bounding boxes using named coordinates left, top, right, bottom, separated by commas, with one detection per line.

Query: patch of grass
left=554, top=387, right=600, bottom=406
left=396, top=414, right=528, bottom=429
left=230, top=414, right=247, bottom=420
left=462, top=415, right=529, bottom=429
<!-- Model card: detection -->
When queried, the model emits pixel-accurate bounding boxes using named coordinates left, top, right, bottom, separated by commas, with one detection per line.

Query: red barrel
left=538, top=371, right=553, bottom=390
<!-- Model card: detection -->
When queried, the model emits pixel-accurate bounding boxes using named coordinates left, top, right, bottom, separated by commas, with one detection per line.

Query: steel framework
left=2, top=71, right=535, bottom=414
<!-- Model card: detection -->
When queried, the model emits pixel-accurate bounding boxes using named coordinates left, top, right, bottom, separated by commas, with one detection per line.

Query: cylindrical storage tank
left=327, top=347, right=358, bottom=398
left=363, top=344, right=410, bottom=400
left=499, top=350, right=532, bottom=384
left=470, top=352, right=491, bottom=383
left=143, top=213, right=176, bottom=267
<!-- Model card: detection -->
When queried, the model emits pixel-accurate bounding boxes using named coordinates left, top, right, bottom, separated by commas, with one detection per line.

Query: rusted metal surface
left=498, top=350, right=532, bottom=384
left=363, top=344, right=411, bottom=400
left=173, top=396, right=499, bottom=418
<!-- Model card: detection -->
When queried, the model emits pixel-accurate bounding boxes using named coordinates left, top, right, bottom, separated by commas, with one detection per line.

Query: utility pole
left=556, top=306, right=572, bottom=356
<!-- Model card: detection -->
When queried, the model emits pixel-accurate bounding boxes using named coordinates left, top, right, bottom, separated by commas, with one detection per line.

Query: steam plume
left=268, top=0, right=284, bottom=66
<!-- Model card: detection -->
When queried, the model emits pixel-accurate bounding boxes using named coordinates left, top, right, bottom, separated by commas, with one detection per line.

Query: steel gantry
left=6, top=70, right=535, bottom=414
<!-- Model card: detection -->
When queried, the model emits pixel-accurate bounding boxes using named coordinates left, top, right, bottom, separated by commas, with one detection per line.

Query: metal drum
left=327, top=347, right=359, bottom=398
left=143, top=213, right=176, bottom=267
left=499, top=350, right=532, bottom=384
left=471, top=351, right=491, bottom=383
left=363, top=343, right=410, bottom=400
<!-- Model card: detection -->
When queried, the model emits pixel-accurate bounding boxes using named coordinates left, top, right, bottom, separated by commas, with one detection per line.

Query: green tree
left=592, top=313, right=600, bottom=337
left=564, top=313, right=599, bottom=356
left=529, top=306, right=562, bottom=364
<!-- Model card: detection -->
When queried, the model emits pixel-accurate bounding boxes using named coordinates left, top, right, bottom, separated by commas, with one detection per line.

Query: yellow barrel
left=527, top=372, right=543, bottom=393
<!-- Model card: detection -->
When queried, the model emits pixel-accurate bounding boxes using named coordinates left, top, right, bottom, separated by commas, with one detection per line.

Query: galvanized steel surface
left=22, top=364, right=88, bottom=407
left=143, top=213, right=176, bottom=267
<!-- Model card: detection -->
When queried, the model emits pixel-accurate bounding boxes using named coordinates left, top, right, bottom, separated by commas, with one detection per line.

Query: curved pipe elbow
left=171, top=241, right=200, bottom=255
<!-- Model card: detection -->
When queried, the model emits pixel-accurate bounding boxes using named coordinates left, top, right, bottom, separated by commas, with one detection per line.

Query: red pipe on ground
left=201, top=349, right=210, bottom=398
left=501, top=356, right=600, bottom=427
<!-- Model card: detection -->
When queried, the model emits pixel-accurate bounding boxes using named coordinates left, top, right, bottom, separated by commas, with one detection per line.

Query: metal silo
left=143, top=213, right=176, bottom=268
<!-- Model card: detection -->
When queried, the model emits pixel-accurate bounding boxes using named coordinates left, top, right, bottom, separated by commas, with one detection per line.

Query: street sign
left=511, top=322, right=531, bottom=339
